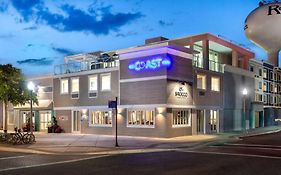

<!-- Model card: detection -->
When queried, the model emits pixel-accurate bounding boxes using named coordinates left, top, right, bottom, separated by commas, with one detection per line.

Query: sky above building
left=0, top=0, right=270, bottom=75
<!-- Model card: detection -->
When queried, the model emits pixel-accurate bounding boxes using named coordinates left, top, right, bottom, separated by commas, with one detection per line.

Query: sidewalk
left=0, top=125, right=280, bottom=154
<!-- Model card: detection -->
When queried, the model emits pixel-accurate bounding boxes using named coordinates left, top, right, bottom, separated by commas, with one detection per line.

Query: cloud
left=9, top=1, right=143, bottom=35
left=17, top=57, right=53, bottom=66
left=115, top=31, right=137, bottom=37
left=0, top=2, right=8, bottom=12
left=0, top=33, right=15, bottom=39
left=51, top=47, right=77, bottom=56
left=23, top=26, right=38, bottom=30
left=158, top=20, right=173, bottom=27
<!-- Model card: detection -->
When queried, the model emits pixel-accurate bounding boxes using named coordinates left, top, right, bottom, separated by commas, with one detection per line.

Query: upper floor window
left=259, top=69, right=262, bottom=76
left=60, top=79, right=68, bottom=94
left=101, top=73, right=111, bottom=91
left=250, top=66, right=254, bottom=72
left=211, top=77, right=220, bottom=92
left=89, top=75, right=98, bottom=91
left=71, top=78, right=79, bottom=93
left=197, top=74, right=206, bottom=90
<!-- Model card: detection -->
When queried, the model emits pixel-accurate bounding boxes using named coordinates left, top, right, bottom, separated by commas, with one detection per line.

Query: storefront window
left=89, top=111, right=112, bottom=127
left=172, top=110, right=191, bottom=127
left=127, top=110, right=154, bottom=128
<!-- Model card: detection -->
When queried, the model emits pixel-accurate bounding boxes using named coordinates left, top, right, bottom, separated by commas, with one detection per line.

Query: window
left=258, top=82, right=262, bottom=90
left=127, top=110, right=155, bottom=128
left=172, top=110, right=191, bottom=127
left=250, top=66, right=254, bottom=72
left=60, top=79, right=68, bottom=94
left=197, top=74, right=206, bottom=90
left=89, top=75, right=98, bottom=91
left=7, top=111, right=14, bottom=125
left=101, top=73, right=111, bottom=91
left=71, top=78, right=79, bottom=93
left=89, top=111, right=112, bottom=127
left=211, top=77, right=220, bottom=92
left=259, top=69, right=262, bottom=76
left=263, top=69, right=267, bottom=78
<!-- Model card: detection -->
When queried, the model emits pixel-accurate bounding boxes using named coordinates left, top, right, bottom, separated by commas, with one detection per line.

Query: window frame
left=60, top=79, right=69, bottom=94
left=71, top=77, right=79, bottom=99
left=88, top=75, right=98, bottom=98
left=172, top=109, right=192, bottom=128
left=89, top=110, right=113, bottom=127
left=100, top=73, right=111, bottom=91
left=127, top=109, right=155, bottom=128
left=211, top=76, right=220, bottom=92
left=197, top=74, right=206, bottom=90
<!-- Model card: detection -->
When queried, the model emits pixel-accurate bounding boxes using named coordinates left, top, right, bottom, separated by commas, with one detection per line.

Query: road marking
left=224, top=143, right=281, bottom=148
left=0, top=155, right=109, bottom=172
left=0, top=155, right=25, bottom=160
left=210, top=145, right=281, bottom=151
left=178, top=150, right=281, bottom=160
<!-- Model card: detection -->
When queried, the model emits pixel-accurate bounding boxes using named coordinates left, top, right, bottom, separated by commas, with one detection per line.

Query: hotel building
left=2, top=33, right=278, bottom=138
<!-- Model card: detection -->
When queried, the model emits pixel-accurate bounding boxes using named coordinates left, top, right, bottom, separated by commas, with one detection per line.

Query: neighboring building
left=2, top=75, right=53, bottom=132
left=249, top=59, right=281, bottom=127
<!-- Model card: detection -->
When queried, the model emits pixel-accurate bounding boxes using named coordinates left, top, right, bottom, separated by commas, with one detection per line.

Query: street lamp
left=242, top=88, right=248, bottom=133
left=27, top=81, right=35, bottom=134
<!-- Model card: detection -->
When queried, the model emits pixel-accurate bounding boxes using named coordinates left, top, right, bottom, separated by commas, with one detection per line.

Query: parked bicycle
left=0, top=128, right=36, bottom=145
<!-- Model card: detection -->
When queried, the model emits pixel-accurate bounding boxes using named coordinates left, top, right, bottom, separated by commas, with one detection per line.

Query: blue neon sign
left=128, top=57, right=171, bottom=71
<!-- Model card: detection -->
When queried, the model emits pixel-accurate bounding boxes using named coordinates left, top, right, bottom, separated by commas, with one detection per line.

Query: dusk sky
left=0, top=0, right=267, bottom=76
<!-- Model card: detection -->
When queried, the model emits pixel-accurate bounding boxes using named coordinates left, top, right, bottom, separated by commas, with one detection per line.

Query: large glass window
left=172, top=110, right=191, bottom=127
left=127, top=110, right=154, bottom=128
left=209, top=50, right=219, bottom=72
left=211, top=77, right=220, bottom=92
left=60, top=79, right=68, bottom=94
left=101, top=73, right=111, bottom=91
left=89, top=75, right=98, bottom=91
left=197, top=74, right=206, bottom=90
left=193, top=45, right=204, bottom=68
left=71, top=78, right=79, bottom=93
left=89, top=111, right=112, bottom=126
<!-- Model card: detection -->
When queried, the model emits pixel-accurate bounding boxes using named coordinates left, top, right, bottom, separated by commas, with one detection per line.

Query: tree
left=0, top=64, right=37, bottom=132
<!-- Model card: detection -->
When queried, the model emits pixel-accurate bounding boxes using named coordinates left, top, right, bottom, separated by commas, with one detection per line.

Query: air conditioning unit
left=89, top=92, right=98, bottom=98
left=71, top=93, right=79, bottom=99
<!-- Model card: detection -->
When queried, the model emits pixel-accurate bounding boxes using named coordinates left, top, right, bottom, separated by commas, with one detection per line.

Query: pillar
left=202, top=40, right=209, bottom=70
left=232, top=50, right=238, bottom=67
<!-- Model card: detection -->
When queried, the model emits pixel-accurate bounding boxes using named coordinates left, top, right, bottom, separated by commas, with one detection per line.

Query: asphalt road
left=1, top=132, right=281, bottom=175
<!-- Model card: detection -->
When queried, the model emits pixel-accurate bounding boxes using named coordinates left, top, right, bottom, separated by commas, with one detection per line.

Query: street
left=0, top=132, right=281, bottom=174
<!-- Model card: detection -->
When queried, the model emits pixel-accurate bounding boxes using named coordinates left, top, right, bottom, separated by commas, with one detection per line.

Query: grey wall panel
left=56, top=110, right=72, bottom=133
left=167, top=80, right=193, bottom=106
left=120, top=79, right=167, bottom=105
left=53, top=70, right=119, bottom=107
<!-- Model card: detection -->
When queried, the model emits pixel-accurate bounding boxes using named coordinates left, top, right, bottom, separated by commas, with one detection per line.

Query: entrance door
left=40, top=111, right=52, bottom=132
left=255, top=111, right=260, bottom=128
left=210, top=110, right=218, bottom=133
left=72, top=111, right=80, bottom=133
left=197, top=110, right=205, bottom=134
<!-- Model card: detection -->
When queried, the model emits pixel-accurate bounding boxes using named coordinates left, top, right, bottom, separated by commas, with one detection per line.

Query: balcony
left=192, top=56, right=224, bottom=73
left=54, top=60, right=119, bottom=75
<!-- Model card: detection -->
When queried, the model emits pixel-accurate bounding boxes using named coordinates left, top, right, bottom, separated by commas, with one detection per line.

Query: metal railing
left=192, top=56, right=224, bottom=73
left=54, top=60, right=119, bottom=75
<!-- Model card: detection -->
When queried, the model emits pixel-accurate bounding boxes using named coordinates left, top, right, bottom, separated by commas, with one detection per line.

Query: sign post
left=108, top=97, right=118, bottom=147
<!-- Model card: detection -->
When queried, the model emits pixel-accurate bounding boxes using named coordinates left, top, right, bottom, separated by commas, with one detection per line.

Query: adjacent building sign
left=128, top=57, right=171, bottom=71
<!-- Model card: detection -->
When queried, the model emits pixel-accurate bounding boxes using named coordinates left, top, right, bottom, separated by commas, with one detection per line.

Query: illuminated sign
left=175, top=87, right=188, bottom=98
left=128, top=57, right=171, bottom=71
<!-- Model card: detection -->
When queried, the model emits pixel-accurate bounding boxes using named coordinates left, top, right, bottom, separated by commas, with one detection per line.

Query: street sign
left=108, top=100, right=117, bottom=108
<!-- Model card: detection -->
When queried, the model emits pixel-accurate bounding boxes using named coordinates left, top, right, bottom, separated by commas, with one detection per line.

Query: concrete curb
left=238, top=129, right=281, bottom=139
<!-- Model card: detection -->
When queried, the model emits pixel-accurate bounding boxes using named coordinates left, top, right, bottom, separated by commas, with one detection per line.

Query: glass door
left=197, top=110, right=205, bottom=134
left=72, top=111, right=80, bottom=133
left=40, top=111, right=52, bottom=131
left=210, top=110, right=218, bottom=133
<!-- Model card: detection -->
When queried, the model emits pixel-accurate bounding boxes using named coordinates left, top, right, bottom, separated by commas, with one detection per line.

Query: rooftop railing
left=54, top=60, right=119, bottom=75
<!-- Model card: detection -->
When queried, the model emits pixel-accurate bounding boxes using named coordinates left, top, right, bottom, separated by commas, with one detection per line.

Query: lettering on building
left=175, top=87, right=188, bottom=98
left=268, top=5, right=281, bottom=15
left=128, top=57, right=171, bottom=71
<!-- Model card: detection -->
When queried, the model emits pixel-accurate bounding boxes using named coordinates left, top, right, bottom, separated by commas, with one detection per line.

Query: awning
left=14, top=100, right=53, bottom=110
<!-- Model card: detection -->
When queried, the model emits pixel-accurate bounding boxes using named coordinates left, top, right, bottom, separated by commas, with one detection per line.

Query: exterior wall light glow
left=242, top=88, right=248, bottom=96
left=128, top=57, right=171, bottom=71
